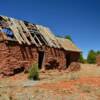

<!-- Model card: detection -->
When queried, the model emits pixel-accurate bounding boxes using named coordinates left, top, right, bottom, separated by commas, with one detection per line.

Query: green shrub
left=87, top=50, right=96, bottom=64
left=67, top=72, right=79, bottom=80
left=28, top=63, right=39, bottom=80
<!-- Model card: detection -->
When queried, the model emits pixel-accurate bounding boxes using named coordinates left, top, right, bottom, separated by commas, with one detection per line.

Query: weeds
left=76, top=84, right=93, bottom=93
left=28, top=63, right=39, bottom=80
left=66, top=72, right=79, bottom=80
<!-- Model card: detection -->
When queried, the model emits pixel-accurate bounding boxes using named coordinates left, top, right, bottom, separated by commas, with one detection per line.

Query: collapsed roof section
left=56, top=37, right=81, bottom=52
left=36, top=25, right=60, bottom=48
left=0, top=15, right=81, bottom=52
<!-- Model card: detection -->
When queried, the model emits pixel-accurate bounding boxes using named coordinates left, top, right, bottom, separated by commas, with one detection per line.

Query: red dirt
left=38, top=77, right=100, bottom=92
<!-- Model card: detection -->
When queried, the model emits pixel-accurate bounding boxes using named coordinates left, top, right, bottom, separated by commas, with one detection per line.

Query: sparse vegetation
left=67, top=72, right=79, bottom=80
left=0, top=64, right=100, bottom=99
left=76, top=84, right=93, bottom=93
left=28, top=63, right=39, bottom=80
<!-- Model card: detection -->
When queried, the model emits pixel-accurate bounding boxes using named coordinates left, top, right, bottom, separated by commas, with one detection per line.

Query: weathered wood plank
left=19, top=21, right=38, bottom=46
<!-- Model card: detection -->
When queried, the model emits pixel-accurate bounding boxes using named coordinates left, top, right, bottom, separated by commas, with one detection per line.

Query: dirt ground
left=0, top=64, right=100, bottom=100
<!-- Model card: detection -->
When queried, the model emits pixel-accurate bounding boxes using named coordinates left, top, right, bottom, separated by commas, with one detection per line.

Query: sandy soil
left=0, top=64, right=100, bottom=100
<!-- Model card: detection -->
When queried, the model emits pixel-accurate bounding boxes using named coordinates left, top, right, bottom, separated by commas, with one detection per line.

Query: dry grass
left=76, top=83, right=93, bottom=93
left=0, top=64, right=100, bottom=100
left=76, top=64, right=100, bottom=77
left=65, top=64, right=100, bottom=81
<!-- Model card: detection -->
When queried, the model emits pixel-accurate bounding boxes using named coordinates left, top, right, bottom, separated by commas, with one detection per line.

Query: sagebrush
left=28, top=63, right=39, bottom=80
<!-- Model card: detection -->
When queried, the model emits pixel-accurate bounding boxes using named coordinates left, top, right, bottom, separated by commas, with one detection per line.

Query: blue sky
left=0, top=0, right=100, bottom=58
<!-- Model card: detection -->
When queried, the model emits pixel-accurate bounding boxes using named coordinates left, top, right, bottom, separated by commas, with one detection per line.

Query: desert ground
left=0, top=64, right=100, bottom=100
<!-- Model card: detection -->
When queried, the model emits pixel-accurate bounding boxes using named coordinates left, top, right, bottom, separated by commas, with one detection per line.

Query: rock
left=67, top=62, right=81, bottom=72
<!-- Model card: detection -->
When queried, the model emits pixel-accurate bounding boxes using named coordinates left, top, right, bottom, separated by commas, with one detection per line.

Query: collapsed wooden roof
left=56, top=37, right=81, bottom=52
left=0, top=15, right=81, bottom=52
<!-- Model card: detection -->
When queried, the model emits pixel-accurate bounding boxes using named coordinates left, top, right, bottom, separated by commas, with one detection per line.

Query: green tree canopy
left=65, top=35, right=73, bottom=42
left=87, top=50, right=96, bottom=64
left=96, top=51, right=100, bottom=55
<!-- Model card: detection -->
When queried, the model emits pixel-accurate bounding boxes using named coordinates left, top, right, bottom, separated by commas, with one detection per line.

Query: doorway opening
left=66, top=53, right=71, bottom=68
left=38, top=51, right=44, bottom=69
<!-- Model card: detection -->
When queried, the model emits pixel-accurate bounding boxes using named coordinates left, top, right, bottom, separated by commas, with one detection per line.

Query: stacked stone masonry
left=0, top=42, right=80, bottom=75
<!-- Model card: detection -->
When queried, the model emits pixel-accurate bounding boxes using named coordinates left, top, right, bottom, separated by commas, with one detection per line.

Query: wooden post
left=41, top=52, right=45, bottom=71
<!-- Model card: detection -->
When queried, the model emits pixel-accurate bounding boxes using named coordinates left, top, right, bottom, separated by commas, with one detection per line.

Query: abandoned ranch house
left=0, top=16, right=81, bottom=75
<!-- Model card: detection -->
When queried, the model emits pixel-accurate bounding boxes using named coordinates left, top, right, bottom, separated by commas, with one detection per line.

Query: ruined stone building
left=0, top=15, right=81, bottom=75
left=96, top=55, right=100, bottom=66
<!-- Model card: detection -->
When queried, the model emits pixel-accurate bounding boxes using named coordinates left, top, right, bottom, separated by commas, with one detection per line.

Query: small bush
left=28, top=63, right=39, bottom=80
left=76, top=84, right=92, bottom=93
left=67, top=72, right=79, bottom=80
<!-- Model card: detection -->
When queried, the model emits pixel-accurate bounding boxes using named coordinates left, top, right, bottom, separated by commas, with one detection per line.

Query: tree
left=87, top=50, right=96, bottom=64
left=96, top=51, right=100, bottom=55
left=65, top=35, right=73, bottom=42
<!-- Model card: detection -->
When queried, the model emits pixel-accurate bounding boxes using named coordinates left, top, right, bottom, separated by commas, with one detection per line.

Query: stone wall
left=0, top=42, right=80, bottom=76
left=65, top=51, right=80, bottom=67
left=44, top=47, right=66, bottom=69
left=0, top=42, right=38, bottom=75
left=70, top=52, right=80, bottom=62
